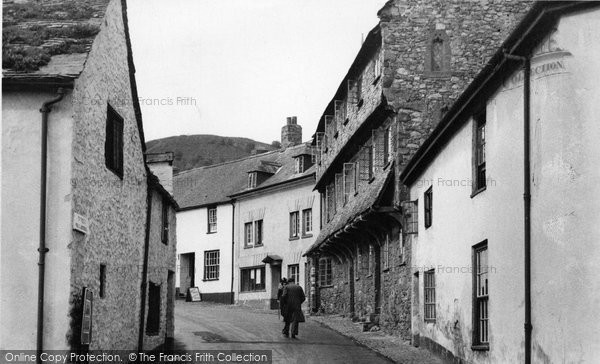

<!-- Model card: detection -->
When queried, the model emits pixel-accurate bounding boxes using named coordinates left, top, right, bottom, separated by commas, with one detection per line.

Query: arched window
left=431, top=36, right=444, bottom=72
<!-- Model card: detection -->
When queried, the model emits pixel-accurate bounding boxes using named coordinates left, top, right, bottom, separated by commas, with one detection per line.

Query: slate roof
left=305, top=166, right=394, bottom=255
left=2, top=0, right=110, bottom=83
left=174, top=143, right=315, bottom=210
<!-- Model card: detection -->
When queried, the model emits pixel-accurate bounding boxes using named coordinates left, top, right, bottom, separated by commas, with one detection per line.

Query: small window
left=343, top=163, right=356, bottom=204
left=295, top=156, right=305, bottom=174
left=161, top=197, right=169, bottom=244
left=473, top=241, right=489, bottom=349
left=402, top=200, right=419, bottom=234
left=254, top=220, right=263, bottom=246
left=244, top=222, right=253, bottom=247
left=248, top=172, right=257, bottom=189
left=207, top=207, right=217, bottom=233
left=204, top=250, right=220, bottom=281
left=302, top=209, right=312, bottom=235
left=289, top=211, right=299, bottom=239
left=105, top=104, right=124, bottom=178
left=474, top=111, right=487, bottom=192
left=146, top=282, right=160, bottom=335
left=99, top=264, right=106, bottom=298
left=319, top=257, right=332, bottom=286
left=424, top=187, right=433, bottom=228
left=288, top=264, right=300, bottom=285
left=359, top=146, right=373, bottom=181
left=424, top=269, right=436, bottom=321
left=241, top=267, right=265, bottom=292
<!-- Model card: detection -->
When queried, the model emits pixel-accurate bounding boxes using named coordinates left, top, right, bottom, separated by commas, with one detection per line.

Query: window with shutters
left=105, top=104, right=124, bottom=178
left=402, top=200, right=419, bottom=234
left=473, top=241, right=489, bottom=350
left=343, top=163, right=356, bottom=205
left=424, top=270, right=436, bottom=321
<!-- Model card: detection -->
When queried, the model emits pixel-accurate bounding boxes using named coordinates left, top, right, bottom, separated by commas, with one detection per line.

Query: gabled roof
left=2, top=0, right=110, bottom=84
left=400, top=1, right=600, bottom=185
left=174, top=143, right=316, bottom=210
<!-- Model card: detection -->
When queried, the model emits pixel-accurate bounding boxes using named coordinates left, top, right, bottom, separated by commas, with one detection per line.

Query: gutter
left=230, top=200, right=236, bottom=304
left=37, top=88, right=66, bottom=362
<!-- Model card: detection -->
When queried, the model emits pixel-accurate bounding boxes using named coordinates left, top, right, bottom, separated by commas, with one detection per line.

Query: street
left=174, top=301, right=393, bottom=364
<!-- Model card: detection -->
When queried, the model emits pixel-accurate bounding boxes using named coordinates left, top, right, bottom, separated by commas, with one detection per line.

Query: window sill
left=202, top=278, right=219, bottom=282
left=372, top=75, right=381, bottom=85
left=302, top=234, right=313, bottom=239
left=470, top=186, right=486, bottom=198
left=424, top=319, right=436, bottom=324
left=383, top=161, right=391, bottom=170
left=254, top=243, right=263, bottom=247
left=366, top=274, right=373, bottom=278
left=471, top=344, right=490, bottom=351
left=146, top=331, right=159, bottom=337
left=240, top=290, right=266, bottom=293
left=382, top=267, right=390, bottom=273
left=207, top=231, right=217, bottom=234
left=319, top=284, right=334, bottom=289
left=289, top=236, right=300, bottom=241
left=398, top=262, right=407, bottom=267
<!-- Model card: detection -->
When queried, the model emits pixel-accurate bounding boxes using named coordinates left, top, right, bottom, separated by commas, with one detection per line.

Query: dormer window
left=295, top=156, right=304, bottom=174
left=248, top=172, right=257, bottom=189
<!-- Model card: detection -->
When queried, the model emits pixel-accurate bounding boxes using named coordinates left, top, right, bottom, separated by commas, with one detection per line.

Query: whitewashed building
left=400, top=2, right=600, bottom=363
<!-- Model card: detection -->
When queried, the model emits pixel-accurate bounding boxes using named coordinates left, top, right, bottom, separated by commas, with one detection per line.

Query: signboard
left=73, top=213, right=89, bottom=234
left=188, top=287, right=201, bottom=302
left=81, top=288, right=93, bottom=345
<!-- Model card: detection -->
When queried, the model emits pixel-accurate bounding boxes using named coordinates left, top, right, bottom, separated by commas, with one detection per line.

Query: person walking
left=280, top=277, right=305, bottom=338
left=277, top=278, right=287, bottom=322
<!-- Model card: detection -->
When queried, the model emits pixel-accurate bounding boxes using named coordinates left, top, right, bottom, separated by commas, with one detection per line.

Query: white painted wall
left=234, top=179, right=320, bottom=306
left=1, top=91, right=74, bottom=350
left=176, top=203, right=233, bottom=295
left=408, top=8, right=600, bottom=363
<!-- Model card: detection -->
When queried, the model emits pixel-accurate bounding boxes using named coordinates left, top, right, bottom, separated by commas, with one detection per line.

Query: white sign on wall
left=73, top=213, right=89, bottom=234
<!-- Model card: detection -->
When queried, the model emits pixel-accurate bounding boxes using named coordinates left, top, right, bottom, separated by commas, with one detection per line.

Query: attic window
left=295, top=156, right=304, bottom=174
left=248, top=172, right=257, bottom=189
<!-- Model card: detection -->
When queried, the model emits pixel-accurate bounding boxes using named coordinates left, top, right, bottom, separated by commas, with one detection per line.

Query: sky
left=127, top=0, right=388, bottom=144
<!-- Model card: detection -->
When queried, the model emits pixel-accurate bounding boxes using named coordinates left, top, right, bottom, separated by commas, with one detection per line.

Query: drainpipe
left=230, top=200, right=236, bottom=304
left=37, top=88, right=65, bottom=363
left=138, top=175, right=153, bottom=352
left=505, top=52, right=532, bottom=364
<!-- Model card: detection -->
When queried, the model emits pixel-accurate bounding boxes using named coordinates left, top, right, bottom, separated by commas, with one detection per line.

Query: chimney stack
left=281, top=116, right=302, bottom=148
left=145, top=152, right=175, bottom=194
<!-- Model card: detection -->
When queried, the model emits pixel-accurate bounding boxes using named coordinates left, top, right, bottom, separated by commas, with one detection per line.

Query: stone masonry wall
left=68, top=0, right=147, bottom=350
left=379, top=0, right=533, bottom=169
left=317, top=259, right=351, bottom=315
left=144, top=190, right=177, bottom=350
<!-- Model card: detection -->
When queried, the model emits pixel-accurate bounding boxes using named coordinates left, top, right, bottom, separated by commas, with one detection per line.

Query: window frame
left=288, top=264, right=300, bottom=286
left=472, top=110, right=487, bottom=196
left=105, top=104, right=124, bottom=178
left=289, top=211, right=300, bottom=239
left=424, top=269, right=436, bottom=322
left=99, top=264, right=106, bottom=298
left=207, top=207, right=217, bottom=233
left=248, top=172, right=257, bottom=189
left=240, top=266, right=266, bottom=292
left=318, top=257, right=333, bottom=286
left=472, top=241, right=489, bottom=350
left=302, top=209, right=312, bottom=236
left=203, top=250, right=220, bottom=281
left=424, top=186, right=433, bottom=229
left=161, top=197, right=169, bottom=244
left=254, top=220, right=263, bottom=246
left=146, top=282, right=161, bottom=335
left=295, top=156, right=304, bottom=174
left=244, top=222, right=253, bottom=247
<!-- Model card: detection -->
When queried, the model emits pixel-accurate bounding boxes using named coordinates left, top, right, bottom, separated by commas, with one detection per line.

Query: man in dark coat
left=280, top=277, right=305, bottom=338
left=277, top=278, right=287, bottom=321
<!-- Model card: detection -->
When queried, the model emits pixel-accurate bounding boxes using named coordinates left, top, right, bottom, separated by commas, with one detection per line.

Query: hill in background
left=146, top=135, right=278, bottom=173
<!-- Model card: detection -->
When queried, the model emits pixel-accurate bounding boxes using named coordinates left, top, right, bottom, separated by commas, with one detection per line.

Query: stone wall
left=68, top=0, right=147, bottom=350
left=317, top=260, right=351, bottom=315
left=143, top=189, right=177, bottom=350
left=379, top=0, right=533, bottom=169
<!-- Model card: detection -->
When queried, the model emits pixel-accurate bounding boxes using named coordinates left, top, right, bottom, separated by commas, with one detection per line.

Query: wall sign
left=73, top=213, right=89, bottom=234
left=188, top=287, right=201, bottom=302
left=81, top=287, right=93, bottom=345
